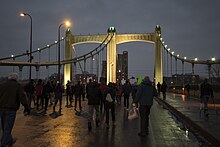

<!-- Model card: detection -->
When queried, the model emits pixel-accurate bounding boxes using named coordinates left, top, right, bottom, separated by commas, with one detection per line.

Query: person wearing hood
left=134, top=76, right=158, bottom=137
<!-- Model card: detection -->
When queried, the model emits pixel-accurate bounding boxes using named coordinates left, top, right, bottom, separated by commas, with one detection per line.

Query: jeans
left=0, top=111, right=16, bottom=146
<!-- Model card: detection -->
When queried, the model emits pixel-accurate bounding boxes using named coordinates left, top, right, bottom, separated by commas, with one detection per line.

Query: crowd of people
left=0, top=72, right=215, bottom=146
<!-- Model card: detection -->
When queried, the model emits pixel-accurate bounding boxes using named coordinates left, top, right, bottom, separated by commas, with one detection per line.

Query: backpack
left=106, top=93, right=113, bottom=102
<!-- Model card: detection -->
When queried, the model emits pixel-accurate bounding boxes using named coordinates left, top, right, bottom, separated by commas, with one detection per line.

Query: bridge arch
left=64, top=26, right=162, bottom=85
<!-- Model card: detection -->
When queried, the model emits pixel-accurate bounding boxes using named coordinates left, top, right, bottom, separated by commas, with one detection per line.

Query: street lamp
left=20, top=12, right=33, bottom=81
left=58, top=21, right=71, bottom=83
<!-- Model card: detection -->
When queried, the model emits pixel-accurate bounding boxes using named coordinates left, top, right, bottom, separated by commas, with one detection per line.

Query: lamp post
left=20, top=12, right=33, bottom=81
left=58, top=21, right=70, bottom=83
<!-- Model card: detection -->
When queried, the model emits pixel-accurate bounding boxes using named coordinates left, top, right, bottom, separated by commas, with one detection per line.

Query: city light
left=211, top=57, right=216, bottom=61
left=194, top=58, right=198, bottom=61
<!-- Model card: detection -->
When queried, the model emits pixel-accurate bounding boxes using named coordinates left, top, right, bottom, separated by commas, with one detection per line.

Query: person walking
left=161, top=81, right=167, bottom=100
left=87, top=81, right=102, bottom=131
left=123, top=80, right=131, bottom=110
left=42, top=81, right=51, bottom=113
left=0, top=73, right=30, bottom=146
left=184, top=83, right=191, bottom=108
left=134, top=76, right=158, bottom=137
left=99, top=80, right=108, bottom=112
left=35, top=79, right=43, bottom=110
left=200, top=78, right=214, bottom=117
left=74, top=81, right=83, bottom=111
left=53, top=82, right=64, bottom=113
left=104, top=82, right=116, bottom=129
left=156, top=82, right=161, bottom=96
left=65, top=80, right=72, bottom=107
left=24, top=79, right=35, bottom=108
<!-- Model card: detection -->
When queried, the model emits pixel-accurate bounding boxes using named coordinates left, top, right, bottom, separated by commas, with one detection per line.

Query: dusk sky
left=0, top=0, right=220, bottom=79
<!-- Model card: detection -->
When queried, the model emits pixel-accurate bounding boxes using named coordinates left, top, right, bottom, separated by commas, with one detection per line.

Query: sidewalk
left=6, top=96, right=202, bottom=147
left=160, top=93, right=220, bottom=145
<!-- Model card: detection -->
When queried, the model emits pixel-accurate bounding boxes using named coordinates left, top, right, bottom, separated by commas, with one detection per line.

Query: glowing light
left=47, top=45, right=50, bottom=47
left=164, top=45, right=167, bottom=48
left=61, top=37, right=64, bottom=40
left=65, top=21, right=71, bottom=27
left=211, top=57, right=216, bottom=61
left=11, top=54, right=14, bottom=58
left=172, top=51, right=174, bottom=55
left=167, top=48, right=170, bottom=51
left=160, top=38, right=163, bottom=41
left=177, top=54, right=179, bottom=57
left=194, top=58, right=198, bottom=61
left=20, top=13, right=25, bottom=16
left=37, top=48, right=40, bottom=51
left=184, top=57, right=187, bottom=60
left=55, top=41, right=58, bottom=44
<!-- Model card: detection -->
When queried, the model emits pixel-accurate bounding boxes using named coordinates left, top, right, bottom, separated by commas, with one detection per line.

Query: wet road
left=9, top=96, right=201, bottom=147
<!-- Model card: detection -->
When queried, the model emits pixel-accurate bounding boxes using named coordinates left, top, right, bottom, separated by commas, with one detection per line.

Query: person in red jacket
left=35, top=79, right=43, bottom=110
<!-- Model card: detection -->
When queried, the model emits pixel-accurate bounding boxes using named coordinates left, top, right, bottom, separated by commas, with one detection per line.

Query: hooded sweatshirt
left=135, top=80, right=158, bottom=106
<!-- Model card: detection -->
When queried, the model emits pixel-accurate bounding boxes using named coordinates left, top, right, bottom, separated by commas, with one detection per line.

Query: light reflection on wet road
left=11, top=96, right=202, bottom=147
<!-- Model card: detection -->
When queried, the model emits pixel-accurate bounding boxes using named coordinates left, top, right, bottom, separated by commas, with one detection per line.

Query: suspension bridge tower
left=64, top=26, right=163, bottom=86
left=107, top=27, right=117, bottom=84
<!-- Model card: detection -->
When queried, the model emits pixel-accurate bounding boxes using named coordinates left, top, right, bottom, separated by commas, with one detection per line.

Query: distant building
left=101, top=61, right=107, bottom=78
left=117, top=51, right=128, bottom=81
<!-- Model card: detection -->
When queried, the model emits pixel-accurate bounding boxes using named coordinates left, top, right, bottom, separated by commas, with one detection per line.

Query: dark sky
left=0, top=0, right=220, bottom=79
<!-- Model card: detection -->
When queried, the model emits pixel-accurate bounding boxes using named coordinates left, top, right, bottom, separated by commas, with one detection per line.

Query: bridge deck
left=4, top=93, right=219, bottom=146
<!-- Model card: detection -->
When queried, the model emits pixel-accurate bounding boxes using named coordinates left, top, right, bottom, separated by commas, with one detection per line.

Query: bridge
left=0, top=25, right=220, bottom=88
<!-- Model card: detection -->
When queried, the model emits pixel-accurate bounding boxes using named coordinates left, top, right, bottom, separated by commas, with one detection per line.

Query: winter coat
left=55, top=84, right=63, bottom=99
left=135, top=80, right=158, bottom=106
left=123, top=82, right=131, bottom=95
left=87, top=82, right=102, bottom=105
left=35, top=84, right=43, bottom=96
left=200, top=82, right=213, bottom=97
left=0, top=79, right=28, bottom=111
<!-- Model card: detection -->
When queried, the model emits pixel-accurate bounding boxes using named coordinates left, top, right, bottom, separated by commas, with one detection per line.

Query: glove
left=23, top=106, right=30, bottom=116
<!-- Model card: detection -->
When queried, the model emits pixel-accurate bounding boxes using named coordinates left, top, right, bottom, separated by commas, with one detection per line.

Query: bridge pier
left=64, top=29, right=73, bottom=87
left=154, top=26, right=163, bottom=85
left=107, top=32, right=117, bottom=84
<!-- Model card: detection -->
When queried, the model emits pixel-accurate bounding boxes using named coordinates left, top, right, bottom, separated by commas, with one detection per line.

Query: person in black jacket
left=200, top=78, right=214, bottom=116
left=74, top=81, right=83, bottom=111
left=105, top=82, right=117, bottom=129
left=0, top=73, right=30, bottom=146
left=161, top=81, right=167, bottom=100
left=87, top=81, right=102, bottom=130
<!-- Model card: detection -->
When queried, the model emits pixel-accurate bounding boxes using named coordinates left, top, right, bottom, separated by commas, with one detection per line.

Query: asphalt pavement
left=2, top=93, right=218, bottom=147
